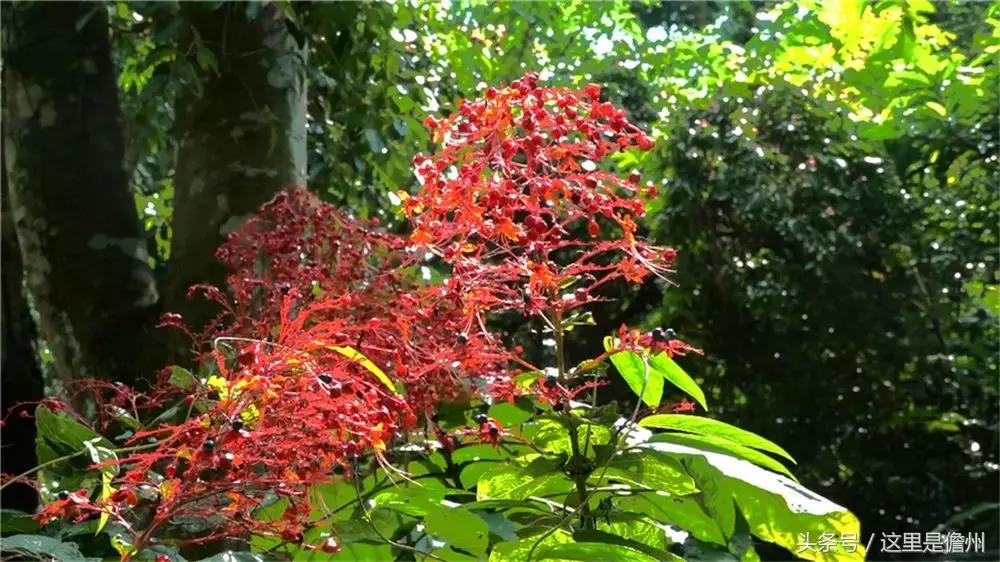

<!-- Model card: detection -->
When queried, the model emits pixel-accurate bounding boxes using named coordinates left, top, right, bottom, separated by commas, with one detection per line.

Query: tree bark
left=163, top=2, right=307, bottom=332
left=1, top=134, right=44, bottom=513
left=2, top=2, right=158, bottom=386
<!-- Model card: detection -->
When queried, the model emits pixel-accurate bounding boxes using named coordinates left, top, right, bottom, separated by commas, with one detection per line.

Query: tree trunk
left=163, top=2, right=307, bottom=333
left=2, top=2, right=158, bottom=386
left=1, top=138, right=44, bottom=513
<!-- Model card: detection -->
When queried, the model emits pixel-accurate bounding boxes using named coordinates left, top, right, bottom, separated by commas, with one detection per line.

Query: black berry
left=57, top=490, right=69, bottom=500
left=543, top=375, right=559, bottom=389
left=230, top=419, right=244, bottom=431
left=203, top=439, right=215, bottom=452
left=317, top=373, right=333, bottom=384
left=328, top=381, right=343, bottom=398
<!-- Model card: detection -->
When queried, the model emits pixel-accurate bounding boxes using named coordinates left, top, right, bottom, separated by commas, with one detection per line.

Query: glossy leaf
left=488, top=400, right=534, bottom=426
left=1, top=535, right=96, bottom=561
left=594, top=451, right=698, bottom=496
left=643, top=442, right=865, bottom=562
left=536, top=540, right=666, bottom=562
left=647, top=352, right=708, bottom=411
left=425, top=506, right=490, bottom=555
left=606, top=347, right=663, bottom=408
left=645, top=432, right=796, bottom=480
left=616, top=493, right=727, bottom=546
left=489, top=529, right=573, bottom=562
left=639, top=414, right=795, bottom=463
left=477, top=466, right=575, bottom=502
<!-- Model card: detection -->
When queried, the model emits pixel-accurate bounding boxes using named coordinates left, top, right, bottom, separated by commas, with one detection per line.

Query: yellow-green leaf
left=648, top=353, right=708, bottom=411
left=925, top=100, right=946, bottom=116
left=328, top=345, right=398, bottom=395
left=640, top=414, right=795, bottom=463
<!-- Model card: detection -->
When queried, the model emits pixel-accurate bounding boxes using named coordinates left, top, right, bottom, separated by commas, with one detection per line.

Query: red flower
left=479, top=418, right=504, bottom=447
left=404, top=74, right=671, bottom=326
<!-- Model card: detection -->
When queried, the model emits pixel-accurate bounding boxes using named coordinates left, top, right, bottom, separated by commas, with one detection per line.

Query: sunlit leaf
left=639, top=414, right=795, bottom=463
left=647, top=353, right=708, bottom=411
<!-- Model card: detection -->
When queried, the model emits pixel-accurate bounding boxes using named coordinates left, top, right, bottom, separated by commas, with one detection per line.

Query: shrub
left=2, top=74, right=862, bottom=562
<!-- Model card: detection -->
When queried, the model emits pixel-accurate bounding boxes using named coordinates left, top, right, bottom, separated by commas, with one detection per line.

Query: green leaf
left=168, top=365, right=196, bottom=389
left=81, top=439, right=117, bottom=534
left=595, top=451, right=698, bottom=495
left=647, top=353, right=708, bottom=411
left=925, top=100, right=946, bottom=116
left=488, top=400, right=534, bottom=426
left=453, top=443, right=531, bottom=464
left=35, top=405, right=114, bottom=456
left=574, top=529, right=682, bottom=562
left=477, top=466, right=575, bottom=501
left=373, top=487, right=447, bottom=517
left=477, top=510, right=521, bottom=542
left=646, top=432, right=796, bottom=480
left=460, top=461, right=501, bottom=489
left=489, top=529, right=573, bottom=562
left=527, top=418, right=610, bottom=457
left=364, top=128, right=385, bottom=154
left=605, top=341, right=663, bottom=408
left=195, top=45, right=219, bottom=74
left=34, top=405, right=116, bottom=498
left=1, top=535, right=97, bottom=561
left=536, top=540, right=664, bottom=562
left=327, top=345, right=398, bottom=395
left=616, top=494, right=727, bottom=546
left=393, top=94, right=416, bottom=112
left=639, top=414, right=795, bottom=463
left=0, top=510, right=39, bottom=536
left=643, top=442, right=865, bottom=562
left=513, top=371, right=543, bottom=390
left=425, top=506, right=490, bottom=555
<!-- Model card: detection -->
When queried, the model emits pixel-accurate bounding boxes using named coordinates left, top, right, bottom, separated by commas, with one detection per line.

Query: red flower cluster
left=405, top=72, right=674, bottom=322
left=614, top=324, right=704, bottom=358
left=29, top=190, right=524, bottom=553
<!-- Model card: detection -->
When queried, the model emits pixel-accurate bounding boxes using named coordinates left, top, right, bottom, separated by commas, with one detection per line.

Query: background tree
left=1, top=144, right=43, bottom=512
left=163, top=1, right=308, bottom=330
left=2, top=1, right=158, bottom=387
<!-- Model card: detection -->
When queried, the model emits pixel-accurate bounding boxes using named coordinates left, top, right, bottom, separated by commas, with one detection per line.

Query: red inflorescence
left=16, top=73, right=702, bottom=556
left=404, top=71, right=674, bottom=323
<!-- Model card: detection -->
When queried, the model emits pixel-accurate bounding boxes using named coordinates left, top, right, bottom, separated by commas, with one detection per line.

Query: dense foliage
left=2, top=0, right=997, bottom=560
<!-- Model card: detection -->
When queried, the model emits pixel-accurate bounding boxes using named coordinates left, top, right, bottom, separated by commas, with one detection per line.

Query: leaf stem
left=553, top=307, right=593, bottom=530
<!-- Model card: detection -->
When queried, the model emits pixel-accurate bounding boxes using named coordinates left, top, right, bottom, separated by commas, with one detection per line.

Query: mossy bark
left=2, top=2, right=158, bottom=386
left=163, top=2, right=307, bottom=334
left=1, top=137, right=44, bottom=512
